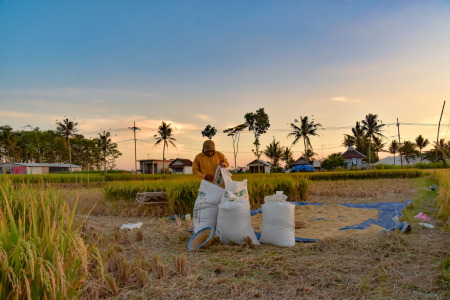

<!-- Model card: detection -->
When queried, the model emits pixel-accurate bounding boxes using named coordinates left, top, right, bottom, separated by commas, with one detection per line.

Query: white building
left=138, top=159, right=175, bottom=174
left=246, top=159, right=271, bottom=173
left=0, top=163, right=82, bottom=174
left=168, top=159, right=193, bottom=174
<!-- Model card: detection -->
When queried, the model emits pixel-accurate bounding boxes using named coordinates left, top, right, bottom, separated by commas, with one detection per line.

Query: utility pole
left=129, top=121, right=140, bottom=173
left=397, top=118, right=403, bottom=168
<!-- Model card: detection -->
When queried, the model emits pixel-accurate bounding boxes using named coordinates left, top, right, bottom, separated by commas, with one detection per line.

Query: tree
left=0, top=125, right=19, bottom=173
left=321, top=153, right=346, bottom=170
left=281, top=147, right=294, bottom=171
left=244, top=108, right=270, bottom=172
left=372, top=136, right=385, bottom=162
left=361, top=113, right=384, bottom=166
left=223, top=123, right=248, bottom=170
left=398, top=141, right=420, bottom=167
left=415, top=135, right=429, bottom=162
left=342, top=134, right=355, bottom=147
left=288, top=116, right=322, bottom=157
left=303, top=149, right=317, bottom=162
left=154, top=121, right=176, bottom=173
left=201, top=125, right=217, bottom=140
left=263, top=138, right=284, bottom=169
left=56, top=117, right=78, bottom=172
left=97, top=131, right=122, bottom=173
left=350, top=121, right=367, bottom=154
left=388, top=140, right=399, bottom=165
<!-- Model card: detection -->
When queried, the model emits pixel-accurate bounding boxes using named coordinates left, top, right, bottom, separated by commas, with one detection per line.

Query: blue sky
left=1, top=0, right=450, bottom=169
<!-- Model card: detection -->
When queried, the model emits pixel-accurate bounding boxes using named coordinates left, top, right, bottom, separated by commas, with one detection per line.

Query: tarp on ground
left=251, top=200, right=412, bottom=242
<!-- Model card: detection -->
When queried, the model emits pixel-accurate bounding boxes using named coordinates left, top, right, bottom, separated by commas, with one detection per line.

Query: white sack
left=193, top=180, right=224, bottom=233
left=259, top=192, right=295, bottom=247
left=215, top=179, right=259, bottom=245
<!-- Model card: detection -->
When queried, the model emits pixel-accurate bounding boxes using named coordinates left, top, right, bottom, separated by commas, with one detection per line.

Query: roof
left=0, top=163, right=82, bottom=168
left=246, top=159, right=271, bottom=166
left=168, top=159, right=193, bottom=168
left=291, top=156, right=310, bottom=166
left=138, top=159, right=175, bottom=163
left=341, top=146, right=366, bottom=159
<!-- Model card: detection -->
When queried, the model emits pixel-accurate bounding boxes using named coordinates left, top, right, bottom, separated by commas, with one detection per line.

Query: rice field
left=1, top=170, right=449, bottom=299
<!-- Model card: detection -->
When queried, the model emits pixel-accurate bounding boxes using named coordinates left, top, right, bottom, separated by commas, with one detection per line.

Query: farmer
left=193, top=140, right=229, bottom=182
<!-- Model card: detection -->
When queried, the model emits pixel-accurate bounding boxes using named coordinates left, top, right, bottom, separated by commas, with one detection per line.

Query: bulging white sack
left=215, top=178, right=259, bottom=245
left=259, top=192, right=295, bottom=247
left=193, top=180, right=224, bottom=233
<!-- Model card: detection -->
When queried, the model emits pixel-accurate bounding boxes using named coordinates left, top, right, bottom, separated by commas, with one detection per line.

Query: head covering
left=202, top=140, right=215, bottom=154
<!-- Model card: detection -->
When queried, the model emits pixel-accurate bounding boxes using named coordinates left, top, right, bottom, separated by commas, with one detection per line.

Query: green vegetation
left=0, top=176, right=99, bottom=299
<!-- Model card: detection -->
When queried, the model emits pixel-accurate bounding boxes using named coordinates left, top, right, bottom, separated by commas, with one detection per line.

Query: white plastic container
left=259, top=191, right=296, bottom=247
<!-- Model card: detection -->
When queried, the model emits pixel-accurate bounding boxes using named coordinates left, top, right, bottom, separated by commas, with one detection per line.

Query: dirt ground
left=78, top=178, right=450, bottom=299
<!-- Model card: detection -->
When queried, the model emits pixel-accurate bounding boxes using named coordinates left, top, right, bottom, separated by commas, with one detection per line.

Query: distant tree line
left=0, top=118, right=122, bottom=171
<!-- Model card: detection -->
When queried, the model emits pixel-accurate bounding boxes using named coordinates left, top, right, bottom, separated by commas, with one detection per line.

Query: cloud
left=331, top=96, right=348, bottom=102
left=195, top=114, right=212, bottom=122
left=330, top=97, right=362, bottom=103
left=0, top=110, right=32, bottom=118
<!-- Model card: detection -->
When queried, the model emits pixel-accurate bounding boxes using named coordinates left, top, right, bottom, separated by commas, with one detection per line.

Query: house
left=246, top=159, right=271, bottom=173
left=312, top=160, right=322, bottom=172
left=341, top=146, right=366, bottom=168
left=168, top=159, right=193, bottom=174
left=291, top=156, right=310, bottom=167
left=0, top=163, right=82, bottom=174
left=138, top=159, right=175, bottom=174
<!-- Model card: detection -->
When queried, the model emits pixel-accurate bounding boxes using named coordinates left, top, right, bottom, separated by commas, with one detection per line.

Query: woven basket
left=188, top=227, right=214, bottom=250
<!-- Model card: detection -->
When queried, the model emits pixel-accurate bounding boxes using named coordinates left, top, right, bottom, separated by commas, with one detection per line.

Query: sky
left=1, top=0, right=450, bottom=170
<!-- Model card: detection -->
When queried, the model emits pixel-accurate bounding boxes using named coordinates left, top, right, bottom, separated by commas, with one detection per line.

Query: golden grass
left=72, top=176, right=449, bottom=299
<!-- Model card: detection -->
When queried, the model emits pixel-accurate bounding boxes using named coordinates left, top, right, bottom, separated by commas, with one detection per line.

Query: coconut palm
left=361, top=113, right=385, bottom=166
left=154, top=121, right=176, bottom=173
left=97, top=131, right=113, bottom=173
left=398, top=141, right=420, bottom=167
left=388, top=140, right=399, bottom=165
left=288, top=116, right=322, bottom=156
left=342, top=134, right=355, bottom=147
left=56, top=118, right=78, bottom=172
left=415, top=135, right=429, bottom=162
left=281, top=147, right=294, bottom=170
left=264, top=138, right=284, bottom=169
left=372, top=136, right=385, bottom=162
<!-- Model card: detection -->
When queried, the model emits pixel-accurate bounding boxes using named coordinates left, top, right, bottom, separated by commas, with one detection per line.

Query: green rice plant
left=0, top=175, right=99, bottom=299
left=1, top=173, right=105, bottom=185
left=434, top=170, right=450, bottom=222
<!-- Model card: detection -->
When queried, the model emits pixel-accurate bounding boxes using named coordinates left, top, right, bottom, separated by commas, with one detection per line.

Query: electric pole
left=129, top=121, right=140, bottom=173
left=397, top=118, right=403, bottom=168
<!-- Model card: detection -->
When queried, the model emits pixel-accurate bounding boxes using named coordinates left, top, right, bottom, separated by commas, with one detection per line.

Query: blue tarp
left=251, top=200, right=412, bottom=242
left=292, top=165, right=314, bottom=172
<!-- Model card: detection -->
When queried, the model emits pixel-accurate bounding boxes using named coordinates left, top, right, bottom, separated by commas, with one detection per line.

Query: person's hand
left=205, top=174, right=214, bottom=181
left=219, top=161, right=226, bottom=168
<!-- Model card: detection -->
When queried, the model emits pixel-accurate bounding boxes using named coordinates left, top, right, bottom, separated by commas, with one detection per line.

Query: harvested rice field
left=77, top=177, right=450, bottom=299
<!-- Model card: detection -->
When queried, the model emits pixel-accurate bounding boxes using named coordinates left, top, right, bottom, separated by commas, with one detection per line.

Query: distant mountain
left=377, top=156, right=429, bottom=166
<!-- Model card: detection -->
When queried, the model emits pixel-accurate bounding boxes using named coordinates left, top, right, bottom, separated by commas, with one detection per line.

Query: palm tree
left=372, top=136, right=385, bottom=162
left=351, top=121, right=367, bottom=153
left=263, top=138, right=284, bottom=169
left=388, top=140, right=399, bottom=165
left=415, top=135, right=429, bottom=162
left=288, top=116, right=322, bottom=156
left=154, top=121, right=176, bottom=173
left=56, top=118, right=78, bottom=172
left=398, top=141, right=420, bottom=167
left=361, top=113, right=385, bottom=166
left=97, top=131, right=113, bottom=173
left=342, top=134, right=355, bottom=147
left=281, top=147, right=294, bottom=171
